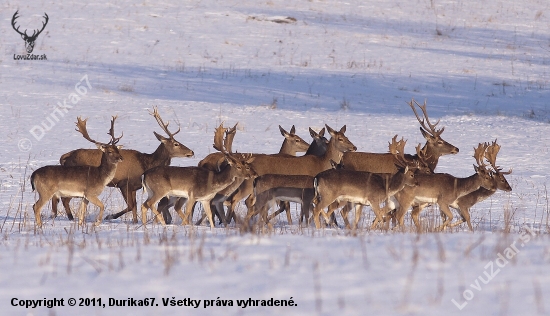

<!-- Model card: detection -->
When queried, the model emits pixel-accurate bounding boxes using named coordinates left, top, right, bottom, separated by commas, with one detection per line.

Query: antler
left=225, top=123, right=238, bottom=153
left=107, top=115, right=123, bottom=145
left=473, top=143, right=489, bottom=170
left=388, top=135, right=412, bottom=167
left=213, top=122, right=227, bottom=152
left=415, top=143, right=431, bottom=167
left=11, top=11, right=25, bottom=36
left=11, top=11, right=49, bottom=38
left=485, top=140, right=512, bottom=175
left=408, top=98, right=444, bottom=137
left=149, top=106, right=180, bottom=138
left=75, top=117, right=103, bottom=146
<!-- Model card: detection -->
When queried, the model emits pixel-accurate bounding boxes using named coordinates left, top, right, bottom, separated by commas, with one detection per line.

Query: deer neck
left=279, top=139, right=296, bottom=156
left=385, top=172, right=406, bottom=196
left=323, top=139, right=343, bottom=165
left=144, top=144, right=172, bottom=170
left=97, top=153, right=119, bottom=185
left=422, top=144, right=440, bottom=172
left=209, top=166, right=239, bottom=192
left=454, top=174, right=483, bottom=199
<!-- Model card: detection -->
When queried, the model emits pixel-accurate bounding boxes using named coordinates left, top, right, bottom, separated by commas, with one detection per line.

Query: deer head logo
left=11, top=10, right=49, bottom=54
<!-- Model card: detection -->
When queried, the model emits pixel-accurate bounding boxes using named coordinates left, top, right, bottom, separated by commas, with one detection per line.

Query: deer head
left=12, top=11, right=49, bottom=54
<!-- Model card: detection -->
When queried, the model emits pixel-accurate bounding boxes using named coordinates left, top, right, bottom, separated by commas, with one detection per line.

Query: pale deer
left=226, top=124, right=357, bottom=225
left=447, top=140, right=512, bottom=231
left=52, top=107, right=194, bottom=223
left=394, top=143, right=496, bottom=231
left=312, top=136, right=419, bottom=229
left=140, top=144, right=256, bottom=227
left=31, top=116, right=124, bottom=227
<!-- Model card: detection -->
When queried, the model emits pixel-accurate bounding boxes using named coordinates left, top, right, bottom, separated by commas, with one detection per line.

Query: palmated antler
left=389, top=135, right=414, bottom=168
left=473, top=143, right=489, bottom=170
left=225, top=123, right=238, bottom=153
left=485, top=140, right=512, bottom=175
left=213, top=122, right=227, bottom=152
left=408, top=98, right=444, bottom=137
left=149, top=106, right=180, bottom=139
left=107, top=115, right=123, bottom=145
left=76, top=117, right=120, bottom=147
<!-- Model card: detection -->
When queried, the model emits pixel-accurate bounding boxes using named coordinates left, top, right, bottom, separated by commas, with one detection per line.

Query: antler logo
left=11, top=10, right=49, bottom=54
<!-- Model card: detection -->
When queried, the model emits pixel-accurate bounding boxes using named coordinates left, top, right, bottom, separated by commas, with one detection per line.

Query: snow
left=1, top=0, right=550, bottom=314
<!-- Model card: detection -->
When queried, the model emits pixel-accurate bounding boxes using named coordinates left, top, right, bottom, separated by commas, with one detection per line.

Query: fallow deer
left=52, top=107, right=194, bottom=223
left=140, top=141, right=256, bottom=227
left=31, top=116, right=123, bottom=227
left=447, top=140, right=512, bottom=231
left=312, top=136, right=419, bottom=229
left=226, top=124, right=357, bottom=225
left=394, top=143, right=496, bottom=231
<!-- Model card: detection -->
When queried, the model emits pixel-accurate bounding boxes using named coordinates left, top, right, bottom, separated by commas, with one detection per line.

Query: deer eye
left=437, top=140, right=443, bottom=145
left=174, top=143, right=180, bottom=146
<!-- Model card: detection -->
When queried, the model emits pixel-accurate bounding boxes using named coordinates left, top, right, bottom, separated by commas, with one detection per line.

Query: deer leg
left=60, top=197, right=74, bottom=221
left=33, top=193, right=53, bottom=227
left=340, top=202, right=352, bottom=229
left=436, top=204, right=453, bottom=231
left=156, top=196, right=174, bottom=224
left=180, top=198, right=194, bottom=226
left=353, top=204, right=365, bottom=229
left=78, top=198, right=90, bottom=226
left=51, top=196, right=59, bottom=218
left=202, top=201, right=215, bottom=228
left=85, top=195, right=105, bottom=226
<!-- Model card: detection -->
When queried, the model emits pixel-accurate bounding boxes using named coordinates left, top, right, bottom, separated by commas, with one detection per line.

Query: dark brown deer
left=11, top=10, right=48, bottom=54
left=31, top=116, right=123, bottom=227
left=52, top=107, right=194, bottom=223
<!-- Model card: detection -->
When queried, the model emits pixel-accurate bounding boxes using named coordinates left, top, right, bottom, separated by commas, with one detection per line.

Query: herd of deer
left=30, top=99, right=513, bottom=231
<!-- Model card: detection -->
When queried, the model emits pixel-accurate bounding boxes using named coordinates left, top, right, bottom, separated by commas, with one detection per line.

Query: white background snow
left=1, top=0, right=550, bottom=315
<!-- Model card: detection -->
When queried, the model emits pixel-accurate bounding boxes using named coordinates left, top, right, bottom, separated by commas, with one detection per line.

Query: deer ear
left=97, top=144, right=105, bottom=151
left=309, top=127, right=317, bottom=138
left=325, top=124, right=336, bottom=136
left=420, top=127, right=432, bottom=140
left=117, top=145, right=123, bottom=150
left=154, top=131, right=169, bottom=142
left=290, top=125, right=296, bottom=134
left=339, top=125, right=347, bottom=133
left=279, top=125, right=289, bottom=138
left=318, top=127, right=325, bottom=137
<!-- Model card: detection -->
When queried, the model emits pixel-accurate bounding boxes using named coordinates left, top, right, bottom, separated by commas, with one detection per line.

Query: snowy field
left=1, top=0, right=550, bottom=315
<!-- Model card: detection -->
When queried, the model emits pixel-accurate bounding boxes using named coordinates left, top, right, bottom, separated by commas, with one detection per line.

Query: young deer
left=394, top=143, right=496, bottom=231
left=447, top=140, right=512, bottom=231
left=53, top=107, right=194, bottom=223
left=312, top=136, right=419, bottom=229
left=140, top=138, right=257, bottom=227
left=31, top=116, right=124, bottom=227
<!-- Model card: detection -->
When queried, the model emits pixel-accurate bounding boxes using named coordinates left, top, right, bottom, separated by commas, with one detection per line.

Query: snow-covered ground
left=1, top=0, right=550, bottom=315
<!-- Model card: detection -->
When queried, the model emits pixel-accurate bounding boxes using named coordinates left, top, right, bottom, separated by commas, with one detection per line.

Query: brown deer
left=447, top=140, right=512, bottom=231
left=225, top=124, right=357, bottom=225
left=31, top=116, right=123, bottom=227
left=312, top=136, right=419, bottom=229
left=162, top=124, right=311, bottom=225
left=342, top=99, right=458, bottom=174
left=140, top=141, right=257, bottom=227
left=52, top=107, right=194, bottom=223
left=394, top=143, right=496, bottom=231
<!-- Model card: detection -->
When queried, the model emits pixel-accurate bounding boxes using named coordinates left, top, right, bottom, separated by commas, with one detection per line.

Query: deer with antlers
left=31, top=116, right=123, bottom=227
left=312, top=136, right=420, bottom=230
left=52, top=107, right=194, bottom=223
left=393, top=143, right=496, bottom=231
left=342, top=99, right=458, bottom=174
left=447, top=140, right=512, bottom=231
left=11, top=10, right=49, bottom=54
left=140, top=134, right=257, bottom=227
left=158, top=123, right=311, bottom=225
